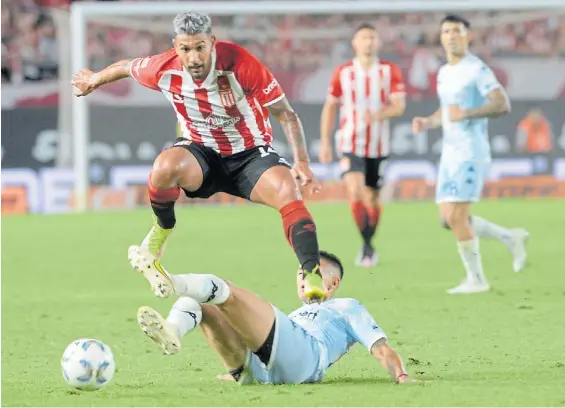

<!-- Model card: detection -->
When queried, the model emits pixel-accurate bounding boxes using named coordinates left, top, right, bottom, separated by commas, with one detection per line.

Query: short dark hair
left=320, top=250, right=344, bottom=280
left=353, top=22, right=376, bottom=36
left=441, top=14, right=471, bottom=29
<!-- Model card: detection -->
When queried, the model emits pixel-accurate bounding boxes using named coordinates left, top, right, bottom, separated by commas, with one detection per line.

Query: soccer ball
left=61, top=338, right=115, bottom=391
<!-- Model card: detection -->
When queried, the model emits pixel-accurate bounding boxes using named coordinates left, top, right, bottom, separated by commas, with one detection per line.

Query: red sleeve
left=234, top=48, right=285, bottom=107
left=130, top=51, right=173, bottom=91
left=390, top=63, right=406, bottom=96
left=328, top=66, right=342, bottom=99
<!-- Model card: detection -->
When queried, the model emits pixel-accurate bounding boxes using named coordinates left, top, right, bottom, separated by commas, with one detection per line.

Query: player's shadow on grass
left=321, top=376, right=391, bottom=385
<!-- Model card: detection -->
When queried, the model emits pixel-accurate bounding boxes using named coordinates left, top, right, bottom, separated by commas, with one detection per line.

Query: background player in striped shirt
left=319, top=23, right=406, bottom=267
left=72, top=12, right=326, bottom=301
left=412, top=15, right=529, bottom=294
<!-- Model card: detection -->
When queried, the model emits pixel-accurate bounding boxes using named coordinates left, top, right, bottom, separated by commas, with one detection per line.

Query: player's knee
left=446, top=206, right=468, bottom=228
left=276, top=174, right=301, bottom=206
left=346, top=184, right=364, bottom=202
left=363, top=188, right=380, bottom=208
left=151, top=149, right=186, bottom=187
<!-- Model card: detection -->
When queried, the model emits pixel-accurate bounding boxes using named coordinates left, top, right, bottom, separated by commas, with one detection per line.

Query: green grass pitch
left=2, top=200, right=565, bottom=407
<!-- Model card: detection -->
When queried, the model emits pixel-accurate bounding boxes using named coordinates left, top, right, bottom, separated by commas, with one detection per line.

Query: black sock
left=150, top=200, right=176, bottom=229
left=361, top=224, right=376, bottom=247
left=281, top=201, right=321, bottom=276
left=289, top=219, right=320, bottom=274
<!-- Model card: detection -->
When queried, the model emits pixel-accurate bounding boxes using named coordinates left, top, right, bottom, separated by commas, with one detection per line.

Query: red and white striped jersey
left=329, top=59, right=405, bottom=158
left=130, top=42, right=285, bottom=156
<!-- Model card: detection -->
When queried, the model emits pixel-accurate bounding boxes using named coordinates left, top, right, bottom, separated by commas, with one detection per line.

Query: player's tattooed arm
left=91, top=59, right=133, bottom=87
left=267, top=97, right=310, bottom=163
left=462, top=87, right=511, bottom=119
left=370, top=338, right=416, bottom=383
left=73, top=59, right=133, bottom=97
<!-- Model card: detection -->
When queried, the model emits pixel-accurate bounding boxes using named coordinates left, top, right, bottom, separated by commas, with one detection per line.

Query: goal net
left=58, top=0, right=565, bottom=212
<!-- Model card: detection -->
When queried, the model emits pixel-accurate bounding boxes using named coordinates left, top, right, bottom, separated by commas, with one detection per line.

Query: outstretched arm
left=370, top=338, right=416, bottom=383
left=344, top=300, right=418, bottom=383
left=72, top=59, right=133, bottom=97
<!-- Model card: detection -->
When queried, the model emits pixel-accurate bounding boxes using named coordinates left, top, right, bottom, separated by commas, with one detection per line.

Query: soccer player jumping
left=72, top=12, right=326, bottom=301
left=412, top=15, right=529, bottom=294
left=128, top=245, right=418, bottom=385
left=319, top=23, right=406, bottom=267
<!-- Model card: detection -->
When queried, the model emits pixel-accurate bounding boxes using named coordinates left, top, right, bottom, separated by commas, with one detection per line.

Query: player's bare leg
left=250, top=165, right=325, bottom=302
left=469, top=216, right=529, bottom=272
left=440, top=202, right=489, bottom=294
left=130, top=248, right=281, bottom=380
left=441, top=211, right=529, bottom=273
left=130, top=245, right=274, bottom=348
left=137, top=297, right=249, bottom=378
left=344, top=172, right=379, bottom=267
left=199, top=305, right=249, bottom=381
left=143, top=147, right=204, bottom=257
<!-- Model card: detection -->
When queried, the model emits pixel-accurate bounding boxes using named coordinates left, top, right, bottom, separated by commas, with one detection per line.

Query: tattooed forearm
left=279, top=111, right=309, bottom=162
left=92, top=59, right=133, bottom=87
left=267, top=98, right=310, bottom=162
left=464, top=88, right=511, bottom=119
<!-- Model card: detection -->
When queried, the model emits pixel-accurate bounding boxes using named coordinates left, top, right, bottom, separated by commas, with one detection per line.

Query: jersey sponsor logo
left=192, top=114, right=241, bottom=130
left=296, top=310, right=319, bottom=321
left=263, top=78, right=279, bottom=95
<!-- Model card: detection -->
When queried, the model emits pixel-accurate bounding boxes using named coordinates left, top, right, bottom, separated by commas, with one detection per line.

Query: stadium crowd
left=2, top=0, right=564, bottom=88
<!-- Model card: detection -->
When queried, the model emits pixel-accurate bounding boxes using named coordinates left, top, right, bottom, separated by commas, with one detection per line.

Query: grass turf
left=2, top=200, right=565, bottom=406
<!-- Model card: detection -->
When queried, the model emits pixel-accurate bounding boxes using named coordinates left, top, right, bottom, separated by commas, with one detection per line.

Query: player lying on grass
left=128, top=245, right=417, bottom=385
left=72, top=11, right=326, bottom=302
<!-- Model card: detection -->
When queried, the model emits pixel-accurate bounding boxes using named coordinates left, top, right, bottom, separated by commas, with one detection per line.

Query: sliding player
left=412, top=15, right=529, bottom=294
left=72, top=11, right=325, bottom=301
left=319, top=23, right=406, bottom=267
left=129, top=245, right=418, bottom=385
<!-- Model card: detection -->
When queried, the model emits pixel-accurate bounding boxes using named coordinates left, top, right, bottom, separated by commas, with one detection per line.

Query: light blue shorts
left=240, top=306, right=323, bottom=385
left=436, top=160, right=490, bottom=203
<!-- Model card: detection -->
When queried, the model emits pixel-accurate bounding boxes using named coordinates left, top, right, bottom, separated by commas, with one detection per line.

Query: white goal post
left=69, top=0, right=565, bottom=212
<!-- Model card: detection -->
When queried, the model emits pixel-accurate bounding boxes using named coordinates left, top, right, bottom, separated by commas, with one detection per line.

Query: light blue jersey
left=435, top=53, right=502, bottom=203
left=243, top=298, right=386, bottom=385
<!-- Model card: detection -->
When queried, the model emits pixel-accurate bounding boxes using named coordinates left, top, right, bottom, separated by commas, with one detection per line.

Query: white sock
left=166, top=297, right=202, bottom=337
left=457, top=238, right=487, bottom=284
left=169, top=274, right=231, bottom=305
left=471, top=216, right=512, bottom=244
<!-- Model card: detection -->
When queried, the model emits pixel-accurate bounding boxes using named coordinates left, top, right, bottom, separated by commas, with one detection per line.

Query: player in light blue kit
left=412, top=15, right=529, bottom=294
left=128, top=245, right=417, bottom=384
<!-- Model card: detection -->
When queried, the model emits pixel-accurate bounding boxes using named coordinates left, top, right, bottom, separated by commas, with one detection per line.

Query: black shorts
left=340, top=153, right=388, bottom=190
left=171, top=138, right=291, bottom=200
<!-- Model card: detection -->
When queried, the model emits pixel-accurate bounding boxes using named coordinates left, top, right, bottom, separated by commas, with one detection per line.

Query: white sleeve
left=343, top=300, right=387, bottom=351
left=476, top=64, right=502, bottom=97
